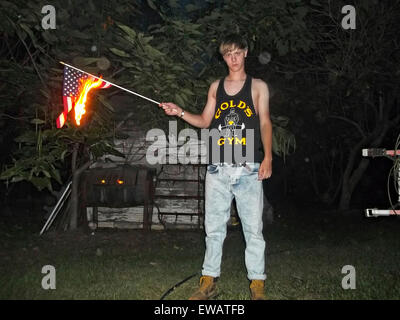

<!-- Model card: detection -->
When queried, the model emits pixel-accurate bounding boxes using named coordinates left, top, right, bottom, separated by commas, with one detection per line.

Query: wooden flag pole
left=60, top=61, right=161, bottom=105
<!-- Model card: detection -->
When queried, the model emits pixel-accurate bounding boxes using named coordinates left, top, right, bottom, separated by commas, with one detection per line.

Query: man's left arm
left=256, top=80, right=272, bottom=180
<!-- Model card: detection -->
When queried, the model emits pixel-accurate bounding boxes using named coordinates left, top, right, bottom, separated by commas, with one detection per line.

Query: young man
left=159, top=34, right=272, bottom=300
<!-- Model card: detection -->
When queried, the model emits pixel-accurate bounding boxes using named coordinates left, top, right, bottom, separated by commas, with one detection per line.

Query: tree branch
left=328, top=115, right=366, bottom=138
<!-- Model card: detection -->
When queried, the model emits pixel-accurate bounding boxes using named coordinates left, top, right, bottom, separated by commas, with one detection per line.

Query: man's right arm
left=159, top=80, right=219, bottom=129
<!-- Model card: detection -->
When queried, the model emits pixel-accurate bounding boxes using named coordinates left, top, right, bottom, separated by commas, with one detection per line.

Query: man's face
left=223, top=47, right=247, bottom=72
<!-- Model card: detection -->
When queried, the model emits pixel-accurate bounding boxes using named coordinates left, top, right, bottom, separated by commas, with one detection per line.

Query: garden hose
left=160, top=271, right=200, bottom=300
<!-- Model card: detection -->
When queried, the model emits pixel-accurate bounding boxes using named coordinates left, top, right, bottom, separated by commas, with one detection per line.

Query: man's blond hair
left=219, top=34, right=248, bottom=56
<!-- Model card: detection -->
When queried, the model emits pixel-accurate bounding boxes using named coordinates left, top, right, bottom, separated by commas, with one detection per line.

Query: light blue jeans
left=202, top=163, right=266, bottom=280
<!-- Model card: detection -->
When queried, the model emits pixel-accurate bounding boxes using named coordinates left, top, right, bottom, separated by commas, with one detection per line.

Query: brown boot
left=250, top=280, right=266, bottom=300
left=189, top=275, right=217, bottom=300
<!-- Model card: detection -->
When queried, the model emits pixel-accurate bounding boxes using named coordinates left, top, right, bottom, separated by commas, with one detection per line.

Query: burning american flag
left=56, top=65, right=111, bottom=128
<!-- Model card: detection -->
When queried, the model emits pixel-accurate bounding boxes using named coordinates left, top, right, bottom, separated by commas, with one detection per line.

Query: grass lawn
left=0, top=204, right=399, bottom=300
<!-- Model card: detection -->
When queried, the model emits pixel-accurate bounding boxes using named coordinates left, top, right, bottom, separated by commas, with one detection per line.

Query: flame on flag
left=74, top=77, right=105, bottom=126
left=57, top=66, right=111, bottom=128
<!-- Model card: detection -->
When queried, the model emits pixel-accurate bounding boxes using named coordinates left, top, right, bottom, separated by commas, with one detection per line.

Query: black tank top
left=208, top=75, right=263, bottom=164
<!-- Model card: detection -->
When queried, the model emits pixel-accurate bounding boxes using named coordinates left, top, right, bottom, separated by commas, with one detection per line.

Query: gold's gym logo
left=215, top=100, right=254, bottom=119
left=218, top=137, right=246, bottom=146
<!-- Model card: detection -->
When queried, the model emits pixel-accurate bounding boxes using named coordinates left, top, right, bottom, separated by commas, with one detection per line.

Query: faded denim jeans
left=202, top=162, right=266, bottom=280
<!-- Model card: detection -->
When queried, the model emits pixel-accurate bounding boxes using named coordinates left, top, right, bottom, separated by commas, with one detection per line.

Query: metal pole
left=40, top=181, right=72, bottom=235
